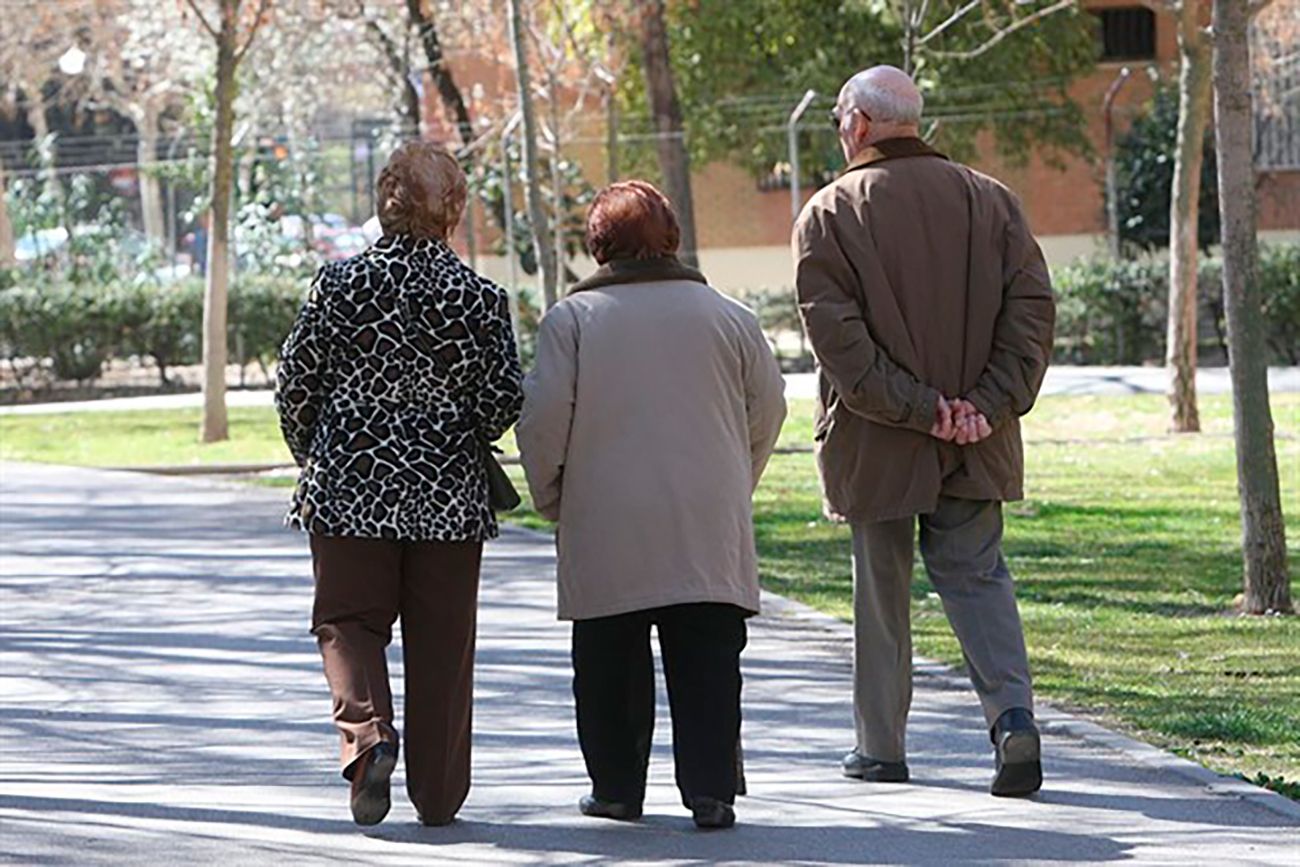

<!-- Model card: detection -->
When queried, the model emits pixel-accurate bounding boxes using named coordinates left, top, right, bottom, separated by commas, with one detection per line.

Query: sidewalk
left=3, top=366, right=1298, bottom=415
left=1, top=462, right=1296, bottom=865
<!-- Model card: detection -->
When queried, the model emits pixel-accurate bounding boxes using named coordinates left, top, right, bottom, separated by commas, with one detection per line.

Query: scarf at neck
left=568, top=255, right=708, bottom=294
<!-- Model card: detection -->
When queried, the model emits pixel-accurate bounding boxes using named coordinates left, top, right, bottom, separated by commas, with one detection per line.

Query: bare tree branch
left=917, top=0, right=982, bottom=46
left=931, top=0, right=1078, bottom=62
left=1249, top=0, right=1277, bottom=18
left=183, top=0, right=219, bottom=39
left=234, top=0, right=274, bottom=65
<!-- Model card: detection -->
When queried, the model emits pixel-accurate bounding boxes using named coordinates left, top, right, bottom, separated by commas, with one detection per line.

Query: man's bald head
left=839, top=65, right=924, bottom=127
left=833, top=65, right=923, bottom=161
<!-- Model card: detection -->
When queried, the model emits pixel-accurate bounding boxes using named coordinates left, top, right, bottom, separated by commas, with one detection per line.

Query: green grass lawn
left=3, top=392, right=1298, bottom=787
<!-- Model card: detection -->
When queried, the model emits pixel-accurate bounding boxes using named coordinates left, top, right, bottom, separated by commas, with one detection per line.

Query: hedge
left=0, top=275, right=306, bottom=387
left=1053, top=244, right=1299, bottom=366
left=0, top=243, right=1296, bottom=388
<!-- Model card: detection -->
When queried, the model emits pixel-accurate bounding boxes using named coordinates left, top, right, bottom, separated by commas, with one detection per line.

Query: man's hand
left=951, top=398, right=993, bottom=444
left=931, top=396, right=993, bottom=444
left=930, top=395, right=956, bottom=441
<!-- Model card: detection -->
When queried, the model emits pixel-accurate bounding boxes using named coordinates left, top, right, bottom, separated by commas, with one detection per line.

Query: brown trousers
left=310, top=534, right=482, bottom=824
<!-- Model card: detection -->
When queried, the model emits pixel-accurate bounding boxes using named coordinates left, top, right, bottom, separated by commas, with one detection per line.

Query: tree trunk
left=406, top=0, right=473, bottom=147
left=201, top=0, right=240, bottom=444
left=640, top=0, right=699, bottom=267
left=137, top=104, right=167, bottom=246
left=1212, top=0, right=1291, bottom=614
left=548, top=77, right=566, bottom=297
left=507, top=0, right=557, bottom=309
left=23, top=87, right=62, bottom=201
left=358, top=11, right=421, bottom=135
left=0, top=160, right=14, bottom=267
left=1166, top=1, right=1211, bottom=434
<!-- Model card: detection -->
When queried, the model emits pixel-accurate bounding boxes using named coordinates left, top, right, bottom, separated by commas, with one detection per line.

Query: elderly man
left=793, top=66, right=1054, bottom=797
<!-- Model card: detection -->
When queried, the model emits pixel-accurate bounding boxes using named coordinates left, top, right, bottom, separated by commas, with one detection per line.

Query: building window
left=1095, top=7, right=1157, bottom=61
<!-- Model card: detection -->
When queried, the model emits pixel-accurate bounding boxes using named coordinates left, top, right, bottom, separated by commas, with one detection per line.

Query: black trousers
left=571, top=603, right=748, bottom=808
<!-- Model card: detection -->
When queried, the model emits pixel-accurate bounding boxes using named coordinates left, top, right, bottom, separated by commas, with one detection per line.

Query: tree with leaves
left=508, top=0, right=558, bottom=309
left=632, top=0, right=1095, bottom=190
left=78, top=0, right=203, bottom=247
left=184, top=0, right=272, bottom=444
left=639, top=0, right=698, bottom=267
left=1211, top=0, right=1291, bottom=615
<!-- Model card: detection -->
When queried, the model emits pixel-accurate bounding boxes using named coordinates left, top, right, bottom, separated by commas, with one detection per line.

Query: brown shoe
left=350, top=743, right=398, bottom=826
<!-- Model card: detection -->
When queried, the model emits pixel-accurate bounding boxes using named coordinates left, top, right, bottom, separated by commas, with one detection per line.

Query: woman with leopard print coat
left=275, top=142, right=523, bottom=828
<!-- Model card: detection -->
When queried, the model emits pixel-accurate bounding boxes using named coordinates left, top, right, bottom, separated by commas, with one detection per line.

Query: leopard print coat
left=275, top=234, right=524, bottom=542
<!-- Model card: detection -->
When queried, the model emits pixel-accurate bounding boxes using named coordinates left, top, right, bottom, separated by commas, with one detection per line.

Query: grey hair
left=845, top=71, right=924, bottom=125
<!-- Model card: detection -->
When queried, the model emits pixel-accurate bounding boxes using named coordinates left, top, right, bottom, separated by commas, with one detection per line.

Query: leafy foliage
left=615, top=0, right=1098, bottom=184
left=0, top=276, right=305, bottom=389
left=1114, top=81, right=1219, bottom=252
left=1031, top=245, right=1298, bottom=366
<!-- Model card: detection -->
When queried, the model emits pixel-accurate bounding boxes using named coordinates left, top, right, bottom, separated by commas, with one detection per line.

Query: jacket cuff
left=905, top=386, right=941, bottom=434
left=965, top=389, right=1012, bottom=429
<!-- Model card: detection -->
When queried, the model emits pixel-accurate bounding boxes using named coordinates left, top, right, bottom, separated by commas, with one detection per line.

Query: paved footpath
left=1, top=463, right=1297, bottom=865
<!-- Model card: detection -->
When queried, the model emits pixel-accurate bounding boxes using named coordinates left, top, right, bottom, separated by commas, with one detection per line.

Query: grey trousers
left=851, top=496, right=1034, bottom=762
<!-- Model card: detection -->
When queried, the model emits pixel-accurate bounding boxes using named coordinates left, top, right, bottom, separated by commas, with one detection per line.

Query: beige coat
left=517, top=261, right=787, bottom=621
left=794, top=137, right=1055, bottom=524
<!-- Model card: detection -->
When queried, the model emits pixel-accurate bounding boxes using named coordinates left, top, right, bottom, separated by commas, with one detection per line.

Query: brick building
left=431, top=1, right=1298, bottom=292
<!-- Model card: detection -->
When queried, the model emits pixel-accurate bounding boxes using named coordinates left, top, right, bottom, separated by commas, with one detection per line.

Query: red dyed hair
left=585, top=181, right=681, bottom=264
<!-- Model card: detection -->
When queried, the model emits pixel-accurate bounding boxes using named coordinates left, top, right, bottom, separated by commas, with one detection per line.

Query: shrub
left=1048, top=247, right=1300, bottom=367
left=1259, top=243, right=1300, bottom=365
left=0, top=282, right=122, bottom=384
left=120, top=280, right=205, bottom=385
left=0, top=275, right=309, bottom=389
left=229, top=275, right=308, bottom=376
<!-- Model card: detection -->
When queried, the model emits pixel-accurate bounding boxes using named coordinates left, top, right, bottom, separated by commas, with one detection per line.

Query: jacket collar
left=568, top=255, right=708, bottom=294
left=842, top=136, right=948, bottom=175
left=373, top=233, right=452, bottom=257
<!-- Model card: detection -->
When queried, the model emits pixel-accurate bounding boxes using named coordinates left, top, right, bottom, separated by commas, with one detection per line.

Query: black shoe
left=842, top=750, right=910, bottom=782
left=349, top=742, right=397, bottom=826
left=689, top=796, right=736, bottom=830
left=579, top=795, right=642, bottom=821
left=991, top=708, right=1042, bottom=797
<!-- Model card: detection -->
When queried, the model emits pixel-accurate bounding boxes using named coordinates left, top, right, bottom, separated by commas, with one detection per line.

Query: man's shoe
left=349, top=742, right=397, bottom=826
left=991, top=708, right=1042, bottom=797
left=579, top=795, right=642, bottom=821
left=842, top=750, right=910, bottom=782
left=689, top=796, right=736, bottom=830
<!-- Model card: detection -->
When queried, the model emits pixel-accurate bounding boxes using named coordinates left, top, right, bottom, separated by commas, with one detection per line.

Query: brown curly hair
left=375, top=142, right=467, bottom=240
left=585, top=180, right=681, bottom=264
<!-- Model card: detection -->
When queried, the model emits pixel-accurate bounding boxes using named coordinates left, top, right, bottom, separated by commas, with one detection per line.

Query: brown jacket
left=793, top=138, right=1054, bottom=523
left=517, top=259, right=787, bottom=620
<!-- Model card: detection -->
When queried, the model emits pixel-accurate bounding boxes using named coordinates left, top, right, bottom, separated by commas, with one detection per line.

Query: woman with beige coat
left=517, top=180, right=786, bottom=830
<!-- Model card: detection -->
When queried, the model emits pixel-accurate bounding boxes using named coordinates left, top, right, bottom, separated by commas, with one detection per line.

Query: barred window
left=1095, top=7, right=1157, bottom=61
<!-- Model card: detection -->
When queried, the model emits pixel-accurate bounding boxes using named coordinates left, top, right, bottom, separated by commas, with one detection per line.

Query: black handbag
left=482, top=438, right=522, bottom=513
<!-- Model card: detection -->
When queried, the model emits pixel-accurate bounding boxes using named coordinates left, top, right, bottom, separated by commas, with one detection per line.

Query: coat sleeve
left=742, top=315, right=787, bottom=490
left=516, top=303, right=578, bottom=522
left=794, top=203, right=940, bottom=434
left=963, top=198, right=1056, bottom=428
left=472, top=287, right=525, bottom=442
left=275, top=268, right=332, bottom=467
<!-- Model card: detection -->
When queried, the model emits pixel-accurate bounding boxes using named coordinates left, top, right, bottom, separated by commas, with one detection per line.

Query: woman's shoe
left=689, top=797, right=736, bottom=830
left=579, top=795, right=642, bottom=821
left=349, top=743, right=398, bottom=826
